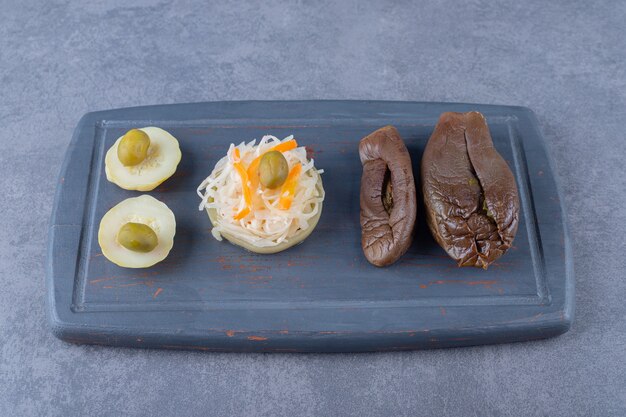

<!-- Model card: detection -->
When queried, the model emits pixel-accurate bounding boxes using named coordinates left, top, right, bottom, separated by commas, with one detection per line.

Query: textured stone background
left=1, top=0, right=625, bottom=416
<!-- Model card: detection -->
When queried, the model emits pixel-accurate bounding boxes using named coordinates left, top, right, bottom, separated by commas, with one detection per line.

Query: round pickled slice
left=98, top=195, right=176, bottom=268
left=105, top=127, right=181, bottom=191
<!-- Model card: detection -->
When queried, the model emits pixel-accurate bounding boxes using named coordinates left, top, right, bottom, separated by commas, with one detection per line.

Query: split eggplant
left=421, top=111, right=520, bottom=269
left=359, top=126, right=417, bottom=267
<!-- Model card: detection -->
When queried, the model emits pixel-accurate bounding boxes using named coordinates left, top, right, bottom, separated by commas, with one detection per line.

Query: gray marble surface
left=1, top=1, right=624, bottom=416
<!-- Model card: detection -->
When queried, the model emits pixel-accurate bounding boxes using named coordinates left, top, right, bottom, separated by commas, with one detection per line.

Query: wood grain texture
left=46, top=100, right=573, bottom=352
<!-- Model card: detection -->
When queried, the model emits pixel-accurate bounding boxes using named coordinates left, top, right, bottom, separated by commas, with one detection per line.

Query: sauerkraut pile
left=197, top=135, right=324, bottom=248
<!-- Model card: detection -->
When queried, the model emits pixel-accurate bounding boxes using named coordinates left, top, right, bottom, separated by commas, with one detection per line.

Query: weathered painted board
left=46, top=101, right=573, bottom=352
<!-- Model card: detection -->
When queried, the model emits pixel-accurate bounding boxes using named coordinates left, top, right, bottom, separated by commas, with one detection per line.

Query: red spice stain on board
left=304, top=144, right=324, bottom=159
left=90, top=276, right=117, bottom=284
left=239, top=264, right=270, bottom=272
left=153, top=288, right=163, bottom=299
left=120, top=281, right=155, bottom=288
left=247, top=275, right=272, bottom=282
left=419, top=284, right=428, bottom=289
left=247, top=336, right=268, bottom=341
left=101, top=280, right=155, bottom=289
left=225, top=330, right=236, bottom=337
left=466, top=280, right=497, bottom=287
left=440, top=307, right=447, bottom=316
left=287, top=259, right=312, bottom=267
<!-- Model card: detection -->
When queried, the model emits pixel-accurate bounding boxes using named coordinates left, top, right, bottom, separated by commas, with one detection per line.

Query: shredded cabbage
left=196, top=135, right=324, bottom=247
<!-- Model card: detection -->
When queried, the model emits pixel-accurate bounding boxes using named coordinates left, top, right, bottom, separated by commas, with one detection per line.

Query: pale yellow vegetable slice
left=98, top=195, right=176, bottom=268
left=105, top=127, right=181, bottom=191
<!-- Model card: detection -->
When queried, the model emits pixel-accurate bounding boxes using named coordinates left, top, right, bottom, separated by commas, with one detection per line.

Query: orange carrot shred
left=272, top=139, right=298, bottom=154
left=278, top=163, right=302, bottom=210
left=246, top=139, right=298, bottom=209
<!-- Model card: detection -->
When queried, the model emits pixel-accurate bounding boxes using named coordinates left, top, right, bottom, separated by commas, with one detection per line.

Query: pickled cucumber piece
left=98, top=195, right=176, bottom=268
left=105, top=127, right=181, bottom=191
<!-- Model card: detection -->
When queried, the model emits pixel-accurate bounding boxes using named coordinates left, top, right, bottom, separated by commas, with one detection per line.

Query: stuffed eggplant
left=359, top=126, right=417, bottom=267
left=421, top=111, right=520, bottom=269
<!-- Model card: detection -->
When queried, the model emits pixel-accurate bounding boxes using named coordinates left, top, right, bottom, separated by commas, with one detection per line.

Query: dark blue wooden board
left=46, top=101, right=573, bottom=352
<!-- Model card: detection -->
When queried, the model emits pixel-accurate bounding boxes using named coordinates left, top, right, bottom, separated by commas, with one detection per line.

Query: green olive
left=117, top=222, right=159, bottom=253
left=117, top=129, right=150, bottom=166
left=259, top=150, right=289, bottom=189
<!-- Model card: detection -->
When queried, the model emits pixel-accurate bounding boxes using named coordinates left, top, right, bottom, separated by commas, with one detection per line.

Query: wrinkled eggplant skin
left=421, top=112, right=520, bottom=269
left=360, top=125, right=417, bottom=267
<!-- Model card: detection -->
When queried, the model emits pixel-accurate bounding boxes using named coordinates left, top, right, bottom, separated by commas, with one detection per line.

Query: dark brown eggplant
left=421, top=112, right=520, bottom=269
left=359, top=125, right=417, bottom=267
